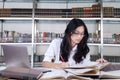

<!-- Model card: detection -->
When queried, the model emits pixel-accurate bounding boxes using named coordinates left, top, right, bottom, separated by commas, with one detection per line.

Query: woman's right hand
left=60, top=62, right=69, bottom=68
left=54, top=62, right=69, bottom=69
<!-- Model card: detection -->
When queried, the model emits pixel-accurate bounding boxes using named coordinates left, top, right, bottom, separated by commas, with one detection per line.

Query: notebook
left=1, top=45, right=51, bottom=72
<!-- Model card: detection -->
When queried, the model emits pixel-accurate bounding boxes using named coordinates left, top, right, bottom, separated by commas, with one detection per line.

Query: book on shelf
left=1, top=7, right=120, bottom=18
left=11, top=8, right=32, bottom=17
left=72, top=7, right=83, bottom=18
left=114, top=8, right=120, bottom=18
left=83, top=7, right=93, bottom=18
left=0, top=67, right=43, bottom=80
left=62, top=9, right=72, bottom=18
left=92, top=3, right=101, bottom=17
left=1, top=30, right=32, bottom=43
left=0, top=8, right=11, bottom=17
left=103, top=7, right=114, bottom=18
left=35, top=8, right=64, bottom=18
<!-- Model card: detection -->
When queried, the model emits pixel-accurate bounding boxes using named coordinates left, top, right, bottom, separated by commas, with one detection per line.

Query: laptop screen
left=2, top=45, right=30, bottom=68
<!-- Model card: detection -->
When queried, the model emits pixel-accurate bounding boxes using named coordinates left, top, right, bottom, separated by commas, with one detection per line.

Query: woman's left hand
left=96, top=58, right=108, bottom=63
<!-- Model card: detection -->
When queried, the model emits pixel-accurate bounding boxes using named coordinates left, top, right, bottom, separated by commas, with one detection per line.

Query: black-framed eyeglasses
left=71, top=30, right=85, bottom=37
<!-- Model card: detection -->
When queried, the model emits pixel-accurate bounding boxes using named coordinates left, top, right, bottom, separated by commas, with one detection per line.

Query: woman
left=42, top=18, right=107, bottom=69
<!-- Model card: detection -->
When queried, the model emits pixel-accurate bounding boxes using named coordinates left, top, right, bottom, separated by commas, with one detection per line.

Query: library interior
left=0, top=0, right=120, bottom=80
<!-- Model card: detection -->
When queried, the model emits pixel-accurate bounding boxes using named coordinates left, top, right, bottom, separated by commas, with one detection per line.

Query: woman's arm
left=42, top=61, right=69, bottom=69
left=42, top=39, right=69, bottom=69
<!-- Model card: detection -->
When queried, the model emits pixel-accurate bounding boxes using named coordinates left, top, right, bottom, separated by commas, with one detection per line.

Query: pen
left=60, top=54, right=65, bottom=62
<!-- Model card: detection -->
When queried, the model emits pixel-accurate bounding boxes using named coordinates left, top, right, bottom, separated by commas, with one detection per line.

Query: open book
left=64, top=68, right=99, bottom=77
left=0, top=67, right=43, bottom=80
left=64, top=62, right=110, bottom=69
left=40, top=62, right=110, bottom=80
left=64, top=68, right=120, bottom=79
left=64, top=62, right=110, bottom=76
left=40, top=69, right=93, bottom=80
left=99, top=70, right=120, bottom=79
left=40, top=75, right=93, bottom=80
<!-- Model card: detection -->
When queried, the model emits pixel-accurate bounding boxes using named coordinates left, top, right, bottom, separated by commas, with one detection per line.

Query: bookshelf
left=34, top=0, right=120, bottom=64
left=0, top=0, right=120, bottom=67
left=0, top=0, right=34, bottom=67
left=102, top=0, right=120, bottom=64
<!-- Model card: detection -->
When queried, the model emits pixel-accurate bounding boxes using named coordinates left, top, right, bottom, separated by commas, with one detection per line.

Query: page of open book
left=40, top=69, right=93, bottom=80
left=68, top=61, right=99, bottom=68
left=64, top=61, right=110, bottom=70
left=64, top=68, right=100, bottom=76
left=100, top=70, right=120, bottom=79
left=40, top=69, right=67, bottom=79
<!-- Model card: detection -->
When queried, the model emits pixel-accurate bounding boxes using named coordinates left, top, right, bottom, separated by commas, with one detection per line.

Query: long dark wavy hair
left=60, top=18, right=89, bottom=63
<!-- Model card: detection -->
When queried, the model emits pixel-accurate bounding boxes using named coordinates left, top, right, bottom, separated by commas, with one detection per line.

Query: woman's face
left=70, top=26, right=84, bottom=47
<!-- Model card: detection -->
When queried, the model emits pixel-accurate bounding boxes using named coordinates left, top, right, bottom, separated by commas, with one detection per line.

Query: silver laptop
left=2, top=45, right=51, bottom=73
left=2, top=45, right=30, bottom=68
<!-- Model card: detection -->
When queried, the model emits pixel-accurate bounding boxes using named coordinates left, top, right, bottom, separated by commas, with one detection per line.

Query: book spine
left=11, top=9, right=32, bottom=17
left=92, top=4, right=100, bottom=17
left=72, top=7, right=84, bottom=18
left=103, top=7, right=114, bottom=17
left=0, top=8, right=11, bottom=17
left=83, top=7, right=92, bottom=18
left=78, top=8, right=83, bottom=18
left=114, top=8, right=120, bottom=18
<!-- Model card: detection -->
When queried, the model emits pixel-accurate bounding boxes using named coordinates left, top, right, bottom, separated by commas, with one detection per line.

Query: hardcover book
left=0, top=67, right=43, bottom=80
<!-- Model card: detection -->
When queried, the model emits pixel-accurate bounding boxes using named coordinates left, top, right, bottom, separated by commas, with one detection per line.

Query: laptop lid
left=2, top=45, right=30, bottom=68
